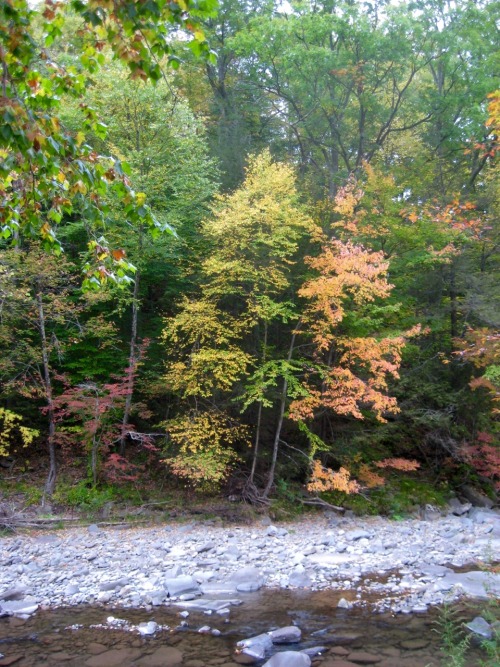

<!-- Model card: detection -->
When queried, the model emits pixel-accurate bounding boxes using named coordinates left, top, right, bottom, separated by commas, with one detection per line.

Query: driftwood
left=300, top=496, right=345, bottom=513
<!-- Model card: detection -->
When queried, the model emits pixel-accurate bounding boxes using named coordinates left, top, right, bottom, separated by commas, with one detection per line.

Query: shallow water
left=0, top=590, right=487, bottom=667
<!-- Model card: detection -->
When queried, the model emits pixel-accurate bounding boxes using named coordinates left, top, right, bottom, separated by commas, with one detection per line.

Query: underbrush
left=435, top=598, right=499, bottom=667
left=320, top=474, right=451, bottom=519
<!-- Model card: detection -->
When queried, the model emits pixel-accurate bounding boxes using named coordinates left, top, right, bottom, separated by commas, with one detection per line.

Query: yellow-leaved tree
left=162, top=151, right=313, bottom=488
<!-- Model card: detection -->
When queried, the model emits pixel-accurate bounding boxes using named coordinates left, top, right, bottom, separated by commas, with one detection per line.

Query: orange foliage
left=307, top=459, right=360, bottom=494
left=358, top=463, right=385, bottom=488
left=374, top=458, right=420, bottom=471
left=299, top=240, right=391, bottom=352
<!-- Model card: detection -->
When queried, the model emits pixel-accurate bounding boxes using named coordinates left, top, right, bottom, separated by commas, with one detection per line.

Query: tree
left=0, top=245, right=83, bottom=496
left=1, top=0, right=217, bottom=283
left=162, top=151, right=313, bottom=487
left=73, top=64, right=218, bottom=453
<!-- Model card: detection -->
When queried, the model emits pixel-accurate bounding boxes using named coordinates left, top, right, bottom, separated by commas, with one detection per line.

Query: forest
left=0, top=0, right=498, bottom=517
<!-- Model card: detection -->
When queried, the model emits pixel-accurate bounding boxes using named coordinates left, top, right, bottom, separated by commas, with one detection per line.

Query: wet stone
left=400, top=639, right=430, bottom=650
left=347, top=651, right=384, bottom=664
left=85, top=648, right=142, bottom=667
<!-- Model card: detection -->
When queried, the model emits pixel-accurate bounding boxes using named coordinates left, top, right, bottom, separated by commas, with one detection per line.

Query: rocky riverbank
left=0, top=504, right=499, bottom=622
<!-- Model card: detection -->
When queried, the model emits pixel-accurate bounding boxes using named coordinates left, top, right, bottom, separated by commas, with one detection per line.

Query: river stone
left=347, top=651, right=383, bottom=663
left=99, top=578, right=128, bottom=591
left=237, top=633, right=273, bottom=660
left=289, top=570, right=313, bottom=588
left=233, top=654, right=258, bottom=665
left=135, top=646, right=183, bottom=667
left=269, top=626, right=302, bottom=643
left=0, top=655, right=23, bottom=666
left=400, top=638, right=430, bottom=650
left=461, top=485, right=494, bottom=508
left=301, top=646, right=327, bottom=657
left=337, top=597, right=353, bottom=609
left=229, top=567, right=264, bottom=592
left=437, top=571, right=500, bottom=599
left=165, top=576, right=200, bottom=597
left=345, top=530, right=371, bottom=541
left=0, top=598, right=38, bottom=616
left=87, top=644, right=107, bottom=655
left=201, top=582, right=238, bottom=595
left=448, top=498, right=471, bottom=516
left=0, top=587, right=27, bottom=601
left=262, top=652, right=311, bottom=667
left=137, top=621, right=158, bottom=635
left=465, top=616, right=493, bottom=640
left=85, top=649, right=142, bottom=667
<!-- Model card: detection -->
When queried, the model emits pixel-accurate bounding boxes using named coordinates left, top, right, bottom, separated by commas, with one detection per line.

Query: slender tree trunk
left=449, top=263, right=458, bottom=340
left=119, top=269, right=140, bottom=456
left=91, top=393, right=100, bottom=486
left=250, top=321, right=268, bottom=484
left=262, top=323, right=300, bottom=499
left=37, top=293, right=57, bottom=500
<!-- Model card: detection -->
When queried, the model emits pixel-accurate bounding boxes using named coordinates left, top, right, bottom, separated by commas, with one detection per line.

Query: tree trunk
left=37, top=293, right=57, bottom=500
left=262, top=323, right=300, bottom=499
left=249, top=321, right=268, bottom=484
left=119, top=269, right=140, bottom=456
left=91, top=394, right=100, bottom=486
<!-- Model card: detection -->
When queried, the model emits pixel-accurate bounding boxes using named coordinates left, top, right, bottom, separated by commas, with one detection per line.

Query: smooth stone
left=135, top=646, right=183, bottom=667
left=99, top=579, right=128, bottom=592
left=301, top=646, right=327, bottom=657
left=0, top=598, right=38, bottom=616
left=345, top=530, right=371, bottom=541
left=85, top=649, right=142, bottom=667
left=448, top=498, right=471, bottom=516
left=236, top=582, right=262, bottom=592
left=236, top=633, right=273, bottom=650
left=337, top=597, right=353, bottom=609
left=288, top=569, right=313, bottom=588
left=461, top=486, right=494, bottom=508
left=0, top=587, right=27, bottom=601
left=347, top=651, right=383, bottom=664
left=137, top=621, right=158, bottom=636
left=269, top=626, right=302, bottom=643
left=0, top=656, right=23, bottom=666
left=233, top=654, right=258, bottom=665
left=164, top=576, right=201, bottom=597
left=87, top=644, right=107, bottom=655
left=465, top=616, right=493, bottom=640
left=400, top=639, right=430, bottom=650
left=437, top=571, right=500, bottom=599
left=262, top=652, right=311, bottom=667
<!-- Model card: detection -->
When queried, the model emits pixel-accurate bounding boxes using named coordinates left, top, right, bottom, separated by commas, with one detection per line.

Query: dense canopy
left=0, top=0, right=498, bottom=509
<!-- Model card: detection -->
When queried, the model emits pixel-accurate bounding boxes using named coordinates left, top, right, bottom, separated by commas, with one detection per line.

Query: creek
left=0, top=589, right=488, bottom=667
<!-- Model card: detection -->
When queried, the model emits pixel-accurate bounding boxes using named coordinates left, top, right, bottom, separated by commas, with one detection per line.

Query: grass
left=434, top=598, right=499, bottom=667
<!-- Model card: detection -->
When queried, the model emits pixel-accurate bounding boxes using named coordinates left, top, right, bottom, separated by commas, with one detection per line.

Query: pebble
left=0, top=508, right=498, bottom=620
